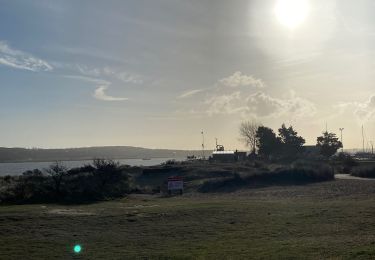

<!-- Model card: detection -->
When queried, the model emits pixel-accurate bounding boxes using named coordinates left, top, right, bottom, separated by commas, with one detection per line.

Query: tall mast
left=201, top=130, right=205, bottom=159
left=362, top=125, right=365, bottom=153
left=339, top=128, right=344, bottom=153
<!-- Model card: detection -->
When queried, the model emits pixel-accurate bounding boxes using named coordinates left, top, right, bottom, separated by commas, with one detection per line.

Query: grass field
left=2, top=178, right=375, bottom=259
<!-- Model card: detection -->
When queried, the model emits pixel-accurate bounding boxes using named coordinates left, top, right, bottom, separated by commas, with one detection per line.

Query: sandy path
left=335, top=174, right=375, bottom=181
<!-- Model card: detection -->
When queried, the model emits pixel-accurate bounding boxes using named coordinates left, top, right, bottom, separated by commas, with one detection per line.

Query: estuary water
left=0, top=158, right=183, bottom=176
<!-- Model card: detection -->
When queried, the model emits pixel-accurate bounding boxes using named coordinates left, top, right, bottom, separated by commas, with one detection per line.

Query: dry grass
left=1, top=179, right=375, bottom=259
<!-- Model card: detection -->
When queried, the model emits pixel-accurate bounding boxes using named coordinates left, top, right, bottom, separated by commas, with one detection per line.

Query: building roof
left=213, top=151, right=235, bottom=155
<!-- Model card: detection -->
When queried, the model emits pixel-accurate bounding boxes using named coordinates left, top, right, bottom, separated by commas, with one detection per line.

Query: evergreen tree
left=317, top=132, right=343, bottom=158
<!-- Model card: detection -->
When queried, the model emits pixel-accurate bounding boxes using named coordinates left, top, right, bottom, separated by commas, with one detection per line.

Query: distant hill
left=0, top=146, right=208, bottom=163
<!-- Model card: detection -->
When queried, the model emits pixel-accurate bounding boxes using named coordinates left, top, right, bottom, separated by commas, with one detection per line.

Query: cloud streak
left=177, top=72, right=265, bottom=100
left=0, top=41, right=53, bottom=72
left=93, top=85, right=128, bottom=101
left=177, top=89, right=204, bottom=99
left=62, top=75, right=110, bottom=85
left=76, top=65, right=144, bottom=84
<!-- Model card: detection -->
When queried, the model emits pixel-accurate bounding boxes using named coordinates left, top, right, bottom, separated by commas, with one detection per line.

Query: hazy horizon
left=1, top=0, right=375, bottom=151
left=0, top=145, right=369, bottom=153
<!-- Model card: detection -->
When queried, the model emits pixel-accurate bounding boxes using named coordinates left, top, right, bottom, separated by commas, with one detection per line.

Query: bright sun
left=275, top=0, right=309, bottom=29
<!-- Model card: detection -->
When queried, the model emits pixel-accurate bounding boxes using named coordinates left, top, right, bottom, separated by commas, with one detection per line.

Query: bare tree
left=92, top=158, right=121, bottom=190
left=239, top=121, right=260, bottom=153
left=45, top=161, right=68, bottom=198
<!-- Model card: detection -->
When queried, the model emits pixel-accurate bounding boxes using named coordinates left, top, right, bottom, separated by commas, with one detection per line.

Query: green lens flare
left=74, top=245, right=82, bottom=253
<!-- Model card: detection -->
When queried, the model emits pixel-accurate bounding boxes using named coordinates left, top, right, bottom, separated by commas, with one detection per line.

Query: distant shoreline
left=0, top=157, right=181, bottom=164
left=0, top=146, right=207, bottom=164
left=0, top=157, right=186, bottom=176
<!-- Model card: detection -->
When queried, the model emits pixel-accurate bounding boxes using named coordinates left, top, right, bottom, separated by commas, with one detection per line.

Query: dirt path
left=335, top=174, right=375, bottom=181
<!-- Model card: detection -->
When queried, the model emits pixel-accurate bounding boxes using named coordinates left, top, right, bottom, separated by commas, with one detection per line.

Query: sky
left=0, top=0, right=374, bottom=150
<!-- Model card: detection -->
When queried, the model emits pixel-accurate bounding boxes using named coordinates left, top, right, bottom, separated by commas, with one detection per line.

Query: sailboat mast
left=362, top=125, right=365, bottom=153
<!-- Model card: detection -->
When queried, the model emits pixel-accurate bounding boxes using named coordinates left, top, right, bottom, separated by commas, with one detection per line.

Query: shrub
left=198, top=164, right=334, bottom=193
left=198, top=173, right=244, bottom=193
left=3, top=175, right=12, bottom=184
left=332, top=153, right=359, bottom=173
left=352, top=166, right=375, bottom=178
left=339, top=153, right=359, bottom=167
left=163, top=160, right=177, bottom=165
left=1, top=170, right=52, bottom=204
left=0, top=159, right=132, bottom=205
left=273, top=164, right=334, bottom=183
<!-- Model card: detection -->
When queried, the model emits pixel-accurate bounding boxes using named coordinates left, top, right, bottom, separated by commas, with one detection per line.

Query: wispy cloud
left=205, top=91, right=246, bottom=115
left=177, top=89, right=204, bottom=99
left=204, top=90, right=316, bottom=118
left=62, top=75, right=110, bottom=85
left=115, top=71, right=144, bottom=84
left=245, top=91, right=317, bottom=118
left=219, top=71, right=265, bottom=88
left=76, top=65, right=144, bottom=84
left=177, top=72, right=264, bottom=100
left=180, top=72, right=317, bottom=119
left=57, top=46, right=132, bottom=65
left=93, top=85, right=128, bottom=101
left=335, top=95, right=375, bottom=123
left=0, top=41, right=52, bottom=72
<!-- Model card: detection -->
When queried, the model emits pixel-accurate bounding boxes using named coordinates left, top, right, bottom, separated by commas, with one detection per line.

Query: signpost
left=167, top=176, right=183, bottom=195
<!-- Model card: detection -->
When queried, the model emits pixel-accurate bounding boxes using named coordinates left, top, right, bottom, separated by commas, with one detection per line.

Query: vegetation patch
left=352, top=166, right=375, bottom=178
left=0, top=159, right=132, bottom=205
left=199, top=164, right=334, bottom=193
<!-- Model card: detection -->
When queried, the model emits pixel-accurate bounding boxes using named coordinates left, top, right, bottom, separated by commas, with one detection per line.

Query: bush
left=198, top=164, right=334, bottom=193
left=142, top=166, right=182, bottom=176
left=163, top=160, right=177, bottom=165
left=332, top=153, right=359, bottom=173
left=0, top=170, right=52, bottom=204
left=272, top=165, right=334, bottom=183
left=198, top=173, right=244, bottom=193
left=351, top=166, right=375, bottom=178
left=0, top=159, right=132, bottom=205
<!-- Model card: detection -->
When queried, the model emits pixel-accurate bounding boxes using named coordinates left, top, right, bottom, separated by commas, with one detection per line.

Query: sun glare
left=275, top=0, right=309, bottom=29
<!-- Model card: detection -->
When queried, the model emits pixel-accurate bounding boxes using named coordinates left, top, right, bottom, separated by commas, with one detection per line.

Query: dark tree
left=239, top=121, right=260, bottom=154
left=45, top=162, right=68, bottom=198
left=256, top=126, right=282, bottom=160
left=278, top=124, right=305, bottom=160
left=92, top=158, right=122, bottom=190
left=317, top=132, right=343, bottom=158
left=90, top=158, right=131, bottom=198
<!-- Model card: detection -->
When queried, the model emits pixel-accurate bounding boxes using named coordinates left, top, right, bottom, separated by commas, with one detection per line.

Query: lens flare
left=275, top=0, right=310, bottom=29
left=73, top=244, right=82, bottom=254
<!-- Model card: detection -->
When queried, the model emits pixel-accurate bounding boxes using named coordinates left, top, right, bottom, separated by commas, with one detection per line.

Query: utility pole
left=201, top=130, right=205, bottom=159
left=339, top=128, right=344, bottom=153
left=370, top=141, right=374, bottom=156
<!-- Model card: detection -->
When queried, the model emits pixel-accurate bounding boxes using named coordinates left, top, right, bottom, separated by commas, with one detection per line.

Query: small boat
left=142, top=158, right=151, bottom=160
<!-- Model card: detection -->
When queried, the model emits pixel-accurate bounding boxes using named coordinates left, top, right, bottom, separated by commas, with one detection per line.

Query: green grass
left=2, top=180, right=375, bottom=259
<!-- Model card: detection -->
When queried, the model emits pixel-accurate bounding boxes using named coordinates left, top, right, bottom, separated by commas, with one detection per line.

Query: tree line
left=239, top=121, right=343, bottom=161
